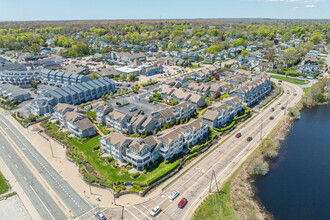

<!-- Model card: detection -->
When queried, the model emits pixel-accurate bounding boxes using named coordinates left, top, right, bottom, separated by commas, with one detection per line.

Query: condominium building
left=53, top=103, right=96, bottom=138
left=99, top=119, right=208, bottom=170
left=40, top=69, right=91, bottom=86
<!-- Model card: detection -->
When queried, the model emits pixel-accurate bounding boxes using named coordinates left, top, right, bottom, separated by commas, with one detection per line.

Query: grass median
left=271, top=75, right=308, bottom=85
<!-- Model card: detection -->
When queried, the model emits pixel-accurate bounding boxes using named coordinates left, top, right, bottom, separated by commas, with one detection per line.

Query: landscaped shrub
left=129, top=184, right=142, bottom=192
left=143, top=169, right=147, bottom=174
left=130, top=172, right=140, bottom=179
left=186, top=152, right=198, bottom=161
left=214, top=121, right=236, bottom=132
left=121, top=169, right=128, bottom=174
left=121, top=185, right=126, bottom=190
left=115, top=188, right=121, bottom=193
left=234, top=114, right=248, bottom=121
left=147, top=161, right=180, bottom=185
left=126, top=165, right=132, bottom=169
left=164, top=160, right=169, bottom=164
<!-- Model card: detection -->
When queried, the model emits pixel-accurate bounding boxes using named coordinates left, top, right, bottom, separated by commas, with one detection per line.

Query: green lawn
left=0, top=105, right=10, bottom=110
left=193, top=174, right=237, bottom=220
left=0, top=171, right=9, bottom=195
left=43, top=122, right=179, bottom=185
left=191, top=65, right=204, bottom=69
left=271, top=75, right=308, bottom=85
left=96, top=124, right=110, bottom=135
left=303, top=87, right=310, bottom=93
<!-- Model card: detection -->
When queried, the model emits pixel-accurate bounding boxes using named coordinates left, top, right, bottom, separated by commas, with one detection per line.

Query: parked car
left=235, top=133, right=242, bottom=138
left=270, top=107, right=274, bottom=112
left=269, top=116, right=274, bottom=120
left=133, top=91, right=138, bottom=94
left=178, top=198, right=188, bottom=209
left=281, top=106, right=286, bottom=110
left=247, top=137, right=253, bottom=141
left=138, top=110, right=145, bottom=115
left=94, top=211, right=106, bottom=220
left=168, top=190, right=180, bottom=200
left=129, top=106, right=138, bottom=112
left=116, top=102, right=122, bottom=106
left=148, top=99, right=153, bottom=103
left=150, top=206, right=161, bottom=217
left=278, top=80, right=282, bottom=82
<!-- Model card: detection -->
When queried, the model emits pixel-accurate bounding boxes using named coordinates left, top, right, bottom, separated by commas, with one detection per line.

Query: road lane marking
left=15, top=164, right=18, bottom=168
left=133, top=206, right=152, bottom=220
left=126, top=207, right=142, bottom=220
left=30, top=185, right=56, bottom=220
left=8, top=154, right=11, bottom=158
left=159, top=88, right=295, bottom=216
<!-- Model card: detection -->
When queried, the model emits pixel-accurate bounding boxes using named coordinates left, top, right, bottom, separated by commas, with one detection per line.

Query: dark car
left=178, top=198, right=188, bottom=209
left=278, top=80, right=282, bottom=82
left=133, top=91, right=138, bottom=94
left=247, top=136, right=253, bottom=141
left=270, top=107, right=274, bottom=112
left=138, top=110, right=145, bottom=115
left=281, top=106, right=286, bottom=110
left=94, top=211, right=106, bottom=220
left=148, top=99, right=153, bottom=103
left=269, top=116, right=274, bottom=120
left=235, top=132, right=242, bottom=138
left=116, top=102, right=122, bottom=106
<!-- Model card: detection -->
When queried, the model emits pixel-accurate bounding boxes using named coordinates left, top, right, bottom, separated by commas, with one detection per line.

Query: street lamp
left=260, top=118, right=263, bottom=140
left=48, top=138, right=54, bottom=158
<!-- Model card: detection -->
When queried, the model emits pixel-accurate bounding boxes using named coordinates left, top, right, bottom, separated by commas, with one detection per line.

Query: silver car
left=168, top=190, right=180, bottom=200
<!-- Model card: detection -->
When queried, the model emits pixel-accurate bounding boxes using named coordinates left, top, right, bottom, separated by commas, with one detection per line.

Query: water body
left=255, top=104, right=330, bottom=220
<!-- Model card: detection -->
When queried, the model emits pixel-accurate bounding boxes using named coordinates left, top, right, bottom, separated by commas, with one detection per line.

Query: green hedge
left=214, top=121, right=236, bottom=132
left=234, top=114, right=248, bottom=121
left=130, top=172, right=140, bottom=179
left=190, top=130, right=217, bottom=153
left=147, top=161, right=180, bottom=185
left=186, top=152, right=199, bottom=161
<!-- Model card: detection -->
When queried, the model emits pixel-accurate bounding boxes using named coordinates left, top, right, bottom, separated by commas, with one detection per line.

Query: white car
left=168, top=190, right=180, bottom=200
left=150, top=206, right=161, bottom=217
left=277, top=101, right=281, bottom=105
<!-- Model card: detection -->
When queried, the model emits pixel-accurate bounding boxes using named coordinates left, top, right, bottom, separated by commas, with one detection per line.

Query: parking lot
left=108, top=84, right=167, bottom=117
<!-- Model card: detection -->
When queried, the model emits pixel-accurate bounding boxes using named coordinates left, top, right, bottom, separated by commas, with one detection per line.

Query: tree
left=282, top=48, right=299, bottom=67
left=266, top=49, right=275, bottom=61
left=120, top=73, right=127, bottom=80
left=310, top=32, right=323, bottom=44
left=170, top=100, right=178, bottom=105
left=128, top=73, right=136, bottom=81
left=241, top=50, right=248, bottom=57
left=89, top=72, right=99, bottom=80
left=29, top=43, right=41, bottom=55
left=206, top=45, right=221, bottom=54
left=30, top=81, right=38, bottom=89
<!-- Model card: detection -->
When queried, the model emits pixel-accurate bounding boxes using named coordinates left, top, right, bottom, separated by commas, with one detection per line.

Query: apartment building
left=96, top=103, right=113, bottom=124
left=53, top=103, right=96, bottom=138
left=40, top=69, right=91, bottom=86
left=230, top=74, right=272, bottom=107
left=99, top=119, right=208, bottom=170
left=105, top=110, right=132, bottom=134
left=0, top=70, right=40, bottom=85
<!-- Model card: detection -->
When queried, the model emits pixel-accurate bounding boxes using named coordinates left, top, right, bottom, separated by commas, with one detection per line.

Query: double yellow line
left=159, top=84, right=294, bottom=216
left=0, top=125, right=71, bottom=219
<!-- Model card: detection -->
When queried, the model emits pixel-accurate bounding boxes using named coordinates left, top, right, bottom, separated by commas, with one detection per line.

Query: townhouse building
left=105, top=110, right=132, bottom=134
left=53, top=103, right=96, bottom=138
left=99, top=119, right=209, bottom=170
left=40, top=69, right=91, bottom=86
left=230, top=74, right=272, bottom=106
left=30, top=77, right=116, bottom=115
left=0, top=70, right=40, bottom=85
left=95, top=103, right=113, bottom=124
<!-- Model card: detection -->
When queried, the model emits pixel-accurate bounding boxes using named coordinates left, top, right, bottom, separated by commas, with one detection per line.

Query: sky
left=0, top=0, right=329, bottom=21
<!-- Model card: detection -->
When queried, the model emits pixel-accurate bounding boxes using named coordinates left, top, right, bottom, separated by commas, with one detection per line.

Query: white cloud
left=249, top=0, right=322, bottom=8
left=305, top=4, right=316, bottom=7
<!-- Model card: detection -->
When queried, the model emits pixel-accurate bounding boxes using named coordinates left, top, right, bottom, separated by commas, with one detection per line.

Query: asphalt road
left=84, top=81, right=302, bottom=220
left=0, top=114, right=94, bottom=218
left=0, top=130, right=67, bottom=220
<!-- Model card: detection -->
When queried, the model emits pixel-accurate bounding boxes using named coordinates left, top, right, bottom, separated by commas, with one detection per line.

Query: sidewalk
left=6, top=115, right=112, bottom=208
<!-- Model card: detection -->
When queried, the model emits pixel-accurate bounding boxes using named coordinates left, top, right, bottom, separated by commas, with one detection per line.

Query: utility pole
left=48, top=138, right=54, bottom=158
left=209, top=170, right=220, bottom=220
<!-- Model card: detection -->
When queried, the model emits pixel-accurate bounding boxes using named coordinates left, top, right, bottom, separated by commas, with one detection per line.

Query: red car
left=235, top=132, right=242, bottom=138
left=178, top=198, right=187, bottom=208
